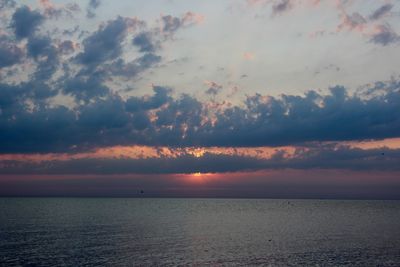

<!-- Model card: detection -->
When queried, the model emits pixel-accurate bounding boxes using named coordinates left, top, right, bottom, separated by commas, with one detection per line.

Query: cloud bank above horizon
left=0, top=0, right=399, bottom=197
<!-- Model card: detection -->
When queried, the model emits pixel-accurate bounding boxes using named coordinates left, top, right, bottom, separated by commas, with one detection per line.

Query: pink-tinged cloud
left=336, top=11, right=367, bottom=33
left=1, top=138, right=399, bottom=163
left=243, top=52, right=255, bottom=60
left=333, top=2, right=399, bottom=45
left=158, top=11, right=204, bottom=39
left=38, top=0, right=80, bottom=19
left=368, top=24, right=400, bottom=46
left=182, top=11, right=205, bottom=25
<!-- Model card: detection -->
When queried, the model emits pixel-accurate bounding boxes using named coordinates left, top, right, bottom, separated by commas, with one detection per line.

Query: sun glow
left=187, top=172, right=213, bottom=183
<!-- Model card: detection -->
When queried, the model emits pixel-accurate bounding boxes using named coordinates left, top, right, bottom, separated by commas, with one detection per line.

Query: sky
left=0, top=0, right=400, bottom=198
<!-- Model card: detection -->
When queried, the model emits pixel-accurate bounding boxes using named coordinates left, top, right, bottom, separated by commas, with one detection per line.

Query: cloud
left=0, top=8, right=195, bottom=110
left=244, top=0, right=398, bottom=47
left=160, top=12, right=204, bottom=38
left=132, top=32, right=157, bottom=53
left=104, top=53, right=162, bottom=79
left=336, top=11, right=366, bottom=33
left=204, top=81, right=223, bottom=96
left=88, top=0, right=101, bottom=9
left=27, top=35, right=52, bottom=58
left=333, top=2, right=400, bottom=46
left=1, top=3, right=400, bottom=156
left=26, top=34, right=60, bottom=81
left=245, top=0, right=320, bottom=16
left=1, top=78, right=400, bottom=153
left=73, top=12, right=201, bottom=80
left=0, top=36, right=23, bottom=68
left=369, top=3, right=393, bottom=21
left=243, top=0, right=397, bottom=48
left=76, top=16, right=142, bottom=67
left=125, top=86, right=172, bottom=112
left=369, top=24, right=400, bottom=46
left=58, top=40, right=77, bottom=54
left=182, top=11, right=205, bottom=25
left=38, top=0, right=81, bottom=19
left=1, top=144, right=399, bottom=175
left=0, top=0, right=15, bottom=9
left=314, top=64, right=340, bottom=76
left=272, top=0, right=293, bottom=16
left=161, top=15, right=182, bottom=36
left=86, top=0, right=101, bottom=18
left=11, top=6, right=44, bottom=39
left=2, top=6, right=202, bottom=101
left=63, top=74, right=110, bottom=101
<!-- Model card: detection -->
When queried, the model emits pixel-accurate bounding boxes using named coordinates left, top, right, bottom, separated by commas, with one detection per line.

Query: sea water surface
left=1, top=198, right=400, bottom=266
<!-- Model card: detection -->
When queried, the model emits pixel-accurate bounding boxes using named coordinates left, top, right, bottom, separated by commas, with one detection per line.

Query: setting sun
left=187, top=172, right=214, bottom=183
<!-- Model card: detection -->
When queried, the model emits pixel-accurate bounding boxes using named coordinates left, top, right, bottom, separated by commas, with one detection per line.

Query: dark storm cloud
left=0, top=36, right=23, bottom=68
left=369, top=3, right=393, bottom=21
left=76, top=16, right=142, bottom=67
left=1, top=79, right=400, bottom=153
left=369, top=24, right=400, bottom=46
left=11, top=6, right=44, bottom=39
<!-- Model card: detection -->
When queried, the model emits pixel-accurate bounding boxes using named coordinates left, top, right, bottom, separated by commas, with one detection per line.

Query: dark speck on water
left=1, top=198, right=400, bottom=266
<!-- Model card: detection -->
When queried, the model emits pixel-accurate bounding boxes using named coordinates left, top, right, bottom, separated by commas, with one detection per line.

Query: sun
left=187, top=172, right=212, bottom=183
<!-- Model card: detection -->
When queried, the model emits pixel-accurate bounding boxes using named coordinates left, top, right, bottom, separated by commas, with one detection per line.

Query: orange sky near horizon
left=1, top=138, right=399, bottom=163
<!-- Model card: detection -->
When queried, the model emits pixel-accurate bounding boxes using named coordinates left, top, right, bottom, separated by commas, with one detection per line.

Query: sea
left=1, top=198, right=400, bottom=266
